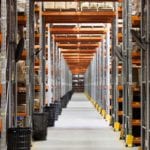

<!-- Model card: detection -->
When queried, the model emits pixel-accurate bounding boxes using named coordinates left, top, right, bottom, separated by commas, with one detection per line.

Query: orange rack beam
left=18, top=15, right=27, bottom=26
left=61, top=49, right=96, bottom=53
left=50, top=27, right=107, bottom=34
left=118, top=111, right=123, bottom=116
left=57, top=43, right=99, bottom=49
left=0, top=118, right=2, bottom=133
left=132, top=51, right=140, bottom=58
left=17, top=113, right=27, bottom=117
left=117, top=85, right=123, bottom=91
left=132, top=15, right=140, bottom=28
left=132, top=102, right=141, bottom=108
left=132, top=119, right=141, bottom=126
left=43, top=11, right=116, bottom=23
left=117, top=97, right=123, bottom=102
left=54, top=36, right=102, bottom=43
left=133, top=137, right=141, bottom=145
left=35, top=85, right=48, bottom=91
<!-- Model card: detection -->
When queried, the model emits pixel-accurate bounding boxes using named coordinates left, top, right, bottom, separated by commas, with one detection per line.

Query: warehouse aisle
left=32, top=93, right=138, bottom=150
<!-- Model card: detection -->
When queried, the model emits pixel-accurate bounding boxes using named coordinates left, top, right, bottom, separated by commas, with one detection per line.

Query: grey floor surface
left=32, top=93, right=138, bottom=150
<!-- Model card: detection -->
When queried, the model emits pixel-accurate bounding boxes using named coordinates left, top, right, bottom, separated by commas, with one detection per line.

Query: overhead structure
left=49, top=25, right=106, bottom=74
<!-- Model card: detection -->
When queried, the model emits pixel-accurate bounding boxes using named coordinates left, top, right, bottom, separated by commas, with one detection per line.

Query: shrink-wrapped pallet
left=98, top=2, right=114, bottom=10
left=118, top=74, right=122, bottom=85
left=44, top=2, right=55, bottom=9
left=17, top=104, right=26, bottom=113
left=17, top=0, right=26, bottom=12
left=81, top=2, right=89, bottom=10
left=66, top=2, right=77, bottom=10
left=132, top=67, right=140, bottom=85
left=98, top=2, right=105, bottom=8
left=132, top=43, right=140, bottom=52
left=106, top=2, right=113, bottom=8
left=35, top=71, right=40, bottom=85
left=35, top=92, right=40, bottom=100
left=34, top=99, right=40, bottom=111
left=132, top=0, right=141, bottom=15
left=90, top=2, right=98, bottom=10
left=54, top=2, right=66, bottom=9
left=17, top=61, right=26, bottom=83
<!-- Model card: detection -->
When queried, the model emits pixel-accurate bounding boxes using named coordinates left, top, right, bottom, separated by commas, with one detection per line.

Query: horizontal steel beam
left=43, top=11, right=116, bottom=23
left=50, top=27, right=106, bottom=34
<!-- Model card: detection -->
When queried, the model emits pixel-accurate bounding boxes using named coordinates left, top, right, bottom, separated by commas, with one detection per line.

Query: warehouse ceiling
left=17, top=1, right=116, bottom=74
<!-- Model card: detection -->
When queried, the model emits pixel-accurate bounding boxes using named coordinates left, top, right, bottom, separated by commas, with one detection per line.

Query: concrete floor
left=32, top=93, right=138, bottom=150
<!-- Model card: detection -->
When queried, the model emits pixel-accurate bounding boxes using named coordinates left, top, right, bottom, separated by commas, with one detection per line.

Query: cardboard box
left=66, top=2, right=77, bottom=9
left=44, top=2, right=55, bottom=9
left=17, top=104, right=26, bottom=113
left=54, top=2, right=66, bottom=9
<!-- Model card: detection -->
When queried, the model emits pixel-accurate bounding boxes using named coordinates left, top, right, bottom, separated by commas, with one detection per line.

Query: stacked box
left=44, top=2, right=55, bottom=9
left=66, top=2, right=77, bottom=10
left=132, top=0, right=141, bottom=15
left=17, top=104, right=26, bottom=113
left=98, top=2, right=114, bottom=9
left=81, top=2, right=89, bottom=10
left=17, top=61, right=26, bottom=83
left=54, top=2, right=66, bottom=9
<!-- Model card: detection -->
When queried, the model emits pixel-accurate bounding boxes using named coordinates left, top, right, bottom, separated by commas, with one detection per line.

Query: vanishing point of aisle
left=32, top=93, right=138, bottom=150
